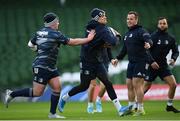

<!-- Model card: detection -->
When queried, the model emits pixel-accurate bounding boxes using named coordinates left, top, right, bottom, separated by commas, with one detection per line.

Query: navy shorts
left=145, top=66, right=172, bottom=82
left=80, top=62, right=109, bottom=81
left=33, top=67, right=59, bottom=85
left=127, top=61, right=149, bottom=79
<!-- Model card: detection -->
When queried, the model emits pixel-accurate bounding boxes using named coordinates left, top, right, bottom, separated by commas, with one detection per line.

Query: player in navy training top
left=144, top=17, right=180, bottom=113
left=112, top=11, right=153, bottom=116
left=58, top=8, right=132, bottom=116
left=4, top=12, right=95, bottom=119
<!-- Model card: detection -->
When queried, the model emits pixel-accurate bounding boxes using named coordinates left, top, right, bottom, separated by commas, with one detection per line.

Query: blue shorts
left=127, top=61, right=149, bottom=79
left=33, top=67, right=59, bottom=85
left=145, top=66, right=172, bottom=82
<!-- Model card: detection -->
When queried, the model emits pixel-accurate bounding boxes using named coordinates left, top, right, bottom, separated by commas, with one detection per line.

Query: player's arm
left=140, top=29, right=153, bottom=49
left=111, top=40, right=127, bottom=67
left=107, top=48, right=113, bottom=61
left=147, top=33, right=159, bottom=69
left=102, top=29, right=118, bottom=47
left=169, top=38, right=179, bottom=66
left=28, top=35, right=37, bottom=51
left=67, top=30, right=95, bottom=45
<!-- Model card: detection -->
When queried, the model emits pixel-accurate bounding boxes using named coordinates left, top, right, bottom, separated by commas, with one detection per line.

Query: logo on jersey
left=157, top=40, right=161, bottom=44
left=145, top=63, right=149, bottom=70
left=84, top=70, right=90, bottom=75
left=37, top=31, right=48, bottom=37
left=38, top=78, right=43, bottom=83
left=129, top=33, right=133, bottom=37
left=34, top=68, right=39, bottom=74
left=165, top=40, right=169, bottom=45
left=137, top=72, right=142, bottom=76
left=124, top=36, right=127, bottom=40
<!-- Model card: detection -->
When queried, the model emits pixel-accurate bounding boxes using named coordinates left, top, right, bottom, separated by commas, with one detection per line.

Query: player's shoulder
left=168, top=32, right=176, bottom=40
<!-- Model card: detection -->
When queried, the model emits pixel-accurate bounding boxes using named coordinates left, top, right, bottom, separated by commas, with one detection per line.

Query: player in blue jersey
left=4, top=12, right=95, bottom=119
left=58, top=8, right=132, bottom=117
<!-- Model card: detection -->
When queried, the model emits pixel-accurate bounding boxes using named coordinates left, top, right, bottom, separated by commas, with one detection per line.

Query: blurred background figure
left=144, top=17, right=180, bottom=113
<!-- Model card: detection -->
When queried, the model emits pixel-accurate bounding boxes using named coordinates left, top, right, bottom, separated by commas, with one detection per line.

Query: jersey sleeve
left=51, top=31, right=70, bottom=45
left=140, top=29, right=153, bottom=46
left=102, top=29, right=117, bottom=46
left=30, top=34, right=37, bottom=45
left=171, top=37, right=179, bottom=61
left=116, top=39, right=127, bottom=60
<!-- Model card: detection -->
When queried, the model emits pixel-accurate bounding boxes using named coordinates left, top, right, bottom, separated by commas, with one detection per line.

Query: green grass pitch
left=0, top=101, right=180, bottom=120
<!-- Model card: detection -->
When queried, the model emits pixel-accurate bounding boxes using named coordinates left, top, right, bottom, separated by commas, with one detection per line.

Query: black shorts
left=127, top=61, right=149, bottom=79
left=80, top=62, right=108, bottom=81
left=145, top=66, right=172, bottom=82
left=33, top=67, right=59, bottom=85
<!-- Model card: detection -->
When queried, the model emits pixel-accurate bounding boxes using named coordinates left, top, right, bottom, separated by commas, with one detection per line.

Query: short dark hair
left=158, top=17, right=167, bottom=21
left=128, top=11, right=139, bottom=19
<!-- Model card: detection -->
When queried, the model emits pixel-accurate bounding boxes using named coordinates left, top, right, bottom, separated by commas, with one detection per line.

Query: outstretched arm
left=67, top=30, right=95, bottom=45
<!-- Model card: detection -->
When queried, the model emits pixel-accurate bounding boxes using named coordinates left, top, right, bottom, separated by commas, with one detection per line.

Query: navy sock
left=50, top=92, right=60, bottom=114
left=10, top=88, right=33, bottom=98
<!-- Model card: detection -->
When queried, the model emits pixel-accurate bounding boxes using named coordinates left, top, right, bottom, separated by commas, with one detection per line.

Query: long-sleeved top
left=116, top=25, right=153, bottom=63
left=80, top=20, right=118, bottom=64
left=149, top=29, right=179, bottom=67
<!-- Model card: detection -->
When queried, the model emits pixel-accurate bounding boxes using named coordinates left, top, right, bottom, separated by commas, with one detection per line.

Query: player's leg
left=58, top=63, right=95, bottom=112
left=95, top=81, right=105, bottom=112
left=95, top=63, right=108, bottom=113
left=4, top=67, right=46, bottom=108
left=132, top=62, right=148, bottom=116
left=163, top=74, right=180, bottom=113
left=144, top=67, right=157, bottom=94
left=87, top=79, right=96, bottom=113
left=132, top=77, right=145, bottom=116
left=126, top=78, right=136, bottom=110
left=97, top=64, right=132, bottom=116
left=126, top=63, right=137, bottom=112
left=143, top=81, right=152, bottom=94
left=48, top=73, right=66, bottom=118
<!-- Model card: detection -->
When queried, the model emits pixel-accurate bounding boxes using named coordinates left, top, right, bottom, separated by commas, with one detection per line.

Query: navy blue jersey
left=30, top=27, right=69, bottom=70
left=149, top=29, right=179, bottom=67
left=80, top=20, right=117, bottom=64
left=117, top=25, right=152, bottom=63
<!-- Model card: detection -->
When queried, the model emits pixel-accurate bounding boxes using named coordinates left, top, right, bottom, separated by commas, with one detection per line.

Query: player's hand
left=111, top=59, right=119, bottom=67
left=87, top=30, right=96, bottom=41
left=151, top=61, right=160, bottom=70
left=168, top=59, right=175, bottom=66
left=144, top=42, right=151, bottom=49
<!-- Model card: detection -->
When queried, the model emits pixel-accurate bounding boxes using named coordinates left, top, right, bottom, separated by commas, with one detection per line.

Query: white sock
left=62, top=93, right=70, bottom=101
left=112, top=98, right=122, bottom=112
left=167, top=98, right=173, bottom=106
left=128, top=101, right=135, bottom=106
left=137, top=103, right=144, bottom=110
left=96, top=96, right=101, bottom=102
left=88, top=102, right=94, bottom=107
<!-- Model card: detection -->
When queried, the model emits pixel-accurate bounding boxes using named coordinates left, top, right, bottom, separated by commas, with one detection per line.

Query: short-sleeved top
left=30, top=27, right=69, bottom=71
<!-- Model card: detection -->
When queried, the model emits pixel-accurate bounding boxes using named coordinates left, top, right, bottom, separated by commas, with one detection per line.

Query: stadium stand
left=0, top=0, right=179, bottom=89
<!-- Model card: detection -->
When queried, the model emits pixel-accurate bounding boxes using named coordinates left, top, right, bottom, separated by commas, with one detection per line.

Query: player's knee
left=33, top=89, right=43, bottom=96
left=169, top=82, right=177, bottom=89
left=90, top=83, right=96, bottom=88
left=33, top=91, right=43, bottom=97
